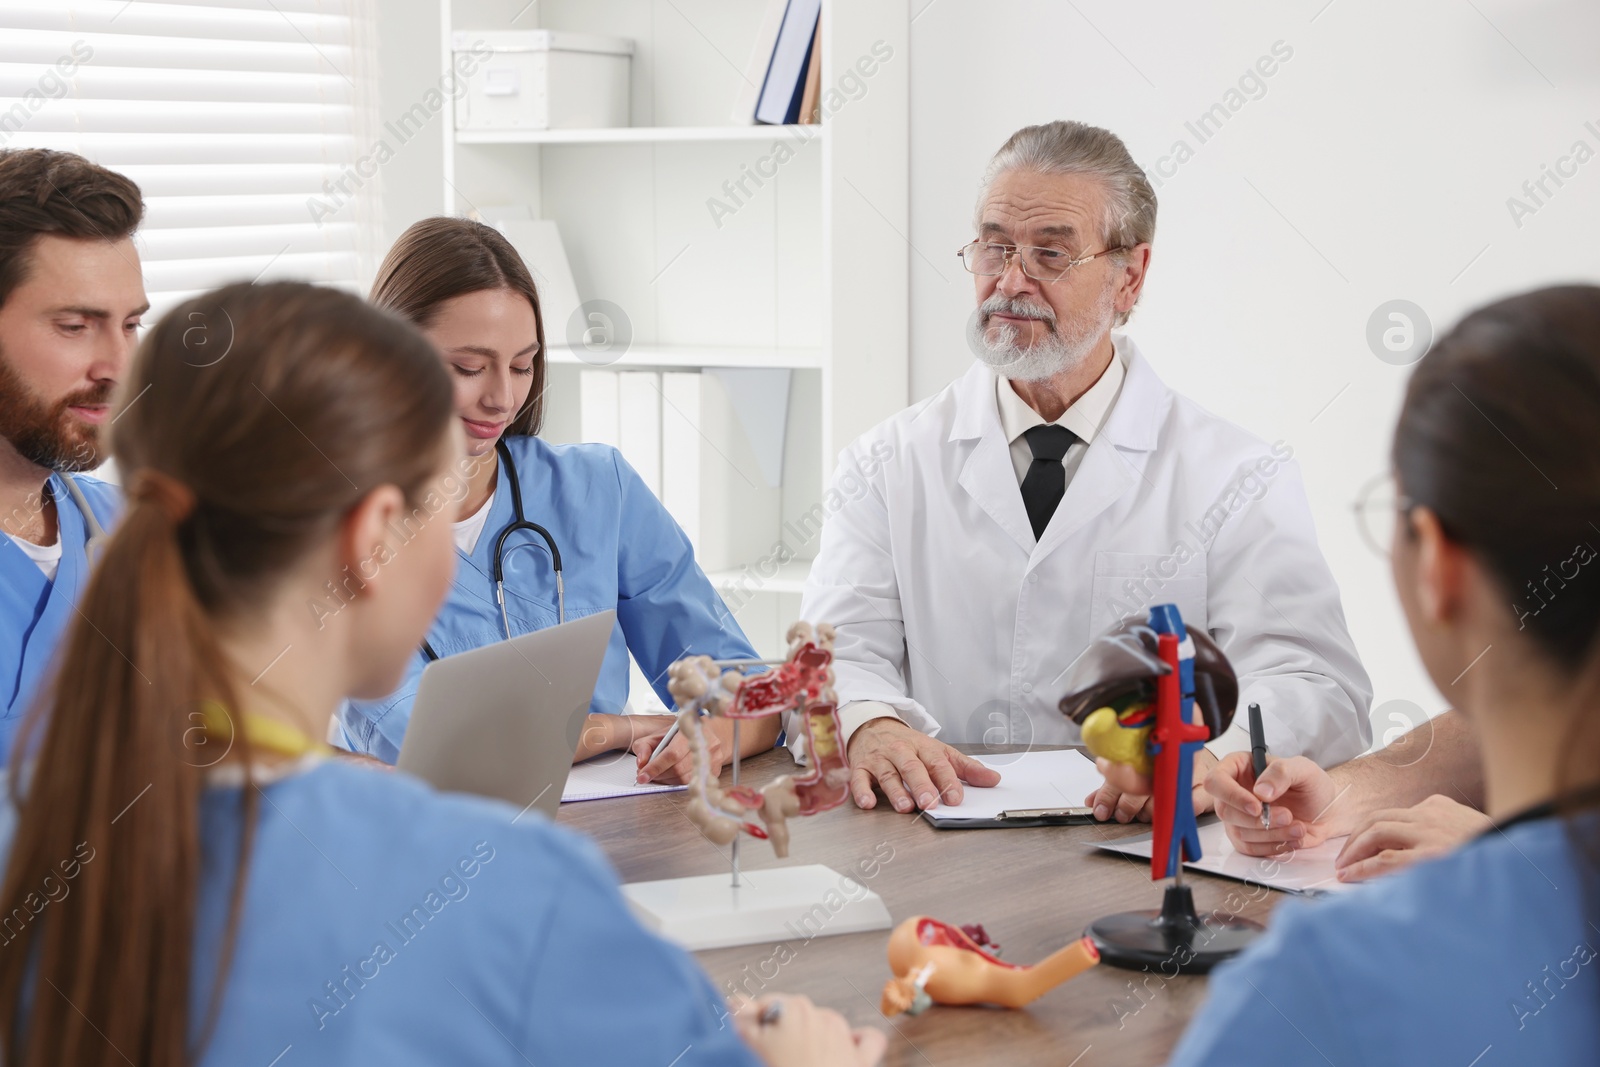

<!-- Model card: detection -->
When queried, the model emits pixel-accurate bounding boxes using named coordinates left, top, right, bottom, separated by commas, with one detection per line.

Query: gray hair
left=976, top=122, right=1157, bottom=325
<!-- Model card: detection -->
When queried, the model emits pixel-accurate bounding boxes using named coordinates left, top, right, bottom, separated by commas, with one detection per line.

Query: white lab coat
left=799, top=335, right=1372, bottom=765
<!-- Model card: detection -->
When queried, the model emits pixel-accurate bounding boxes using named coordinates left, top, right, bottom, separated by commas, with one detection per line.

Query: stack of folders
left=578, top=369, right=782, bottom=577
left=732, top=0, right=823, bottom=126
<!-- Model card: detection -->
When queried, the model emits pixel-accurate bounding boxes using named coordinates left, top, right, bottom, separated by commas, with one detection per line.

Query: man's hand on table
left=1085, top=748, right=1219, bottom=823
left=846, top=717, right=1001, bottom=812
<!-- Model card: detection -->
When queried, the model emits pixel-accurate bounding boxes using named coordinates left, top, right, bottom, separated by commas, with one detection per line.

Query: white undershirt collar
left=995, top=341, right=1127, bottom=448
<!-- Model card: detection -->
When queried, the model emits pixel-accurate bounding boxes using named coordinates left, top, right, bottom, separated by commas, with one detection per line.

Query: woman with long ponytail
left=0, top=282, right=879, bottom=1067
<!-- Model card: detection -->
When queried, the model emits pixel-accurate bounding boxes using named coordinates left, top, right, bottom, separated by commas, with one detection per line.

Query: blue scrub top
left=340, top=436, right=759, bottom=764
left=0, top=473, right=119, bottom=761
left=0, top=760, right=759, bottom=1066
left=1170, top=815, right=1600, bottom=1065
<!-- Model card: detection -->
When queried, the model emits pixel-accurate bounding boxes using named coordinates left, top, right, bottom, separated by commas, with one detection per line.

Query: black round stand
left=1085, top=883, right=1264, bottom=975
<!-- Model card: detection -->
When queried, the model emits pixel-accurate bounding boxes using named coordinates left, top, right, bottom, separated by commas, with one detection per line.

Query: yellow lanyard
left=200, top=702, right=329, bottom=760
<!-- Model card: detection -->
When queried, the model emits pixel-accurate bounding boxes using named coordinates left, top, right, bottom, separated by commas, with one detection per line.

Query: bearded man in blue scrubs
left=0, top=149, right=146, bottom=759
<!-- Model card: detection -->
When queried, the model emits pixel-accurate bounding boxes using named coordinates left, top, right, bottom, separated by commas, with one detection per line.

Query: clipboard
left=918, top=749, right=1105, bottom=830
left=923, top=805, right=1097, bottom=829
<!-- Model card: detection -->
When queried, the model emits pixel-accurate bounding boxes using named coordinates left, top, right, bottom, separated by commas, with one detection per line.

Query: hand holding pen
left=1203, top=707, right=1351, bottom=860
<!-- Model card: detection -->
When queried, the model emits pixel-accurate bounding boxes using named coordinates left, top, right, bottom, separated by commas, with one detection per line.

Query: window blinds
left=0, top=0, right=381, bottom=325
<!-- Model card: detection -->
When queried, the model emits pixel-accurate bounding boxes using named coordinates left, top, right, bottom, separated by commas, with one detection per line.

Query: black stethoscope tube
left=421, top=438, right=564, bottom=663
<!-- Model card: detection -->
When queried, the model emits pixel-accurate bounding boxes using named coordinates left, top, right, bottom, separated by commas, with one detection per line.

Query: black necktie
left=1020, top=425, right=1078, bottom=540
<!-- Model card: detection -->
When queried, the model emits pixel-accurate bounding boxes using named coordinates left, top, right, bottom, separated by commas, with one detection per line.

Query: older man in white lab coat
left=800, top=121, right=1372, bottom=819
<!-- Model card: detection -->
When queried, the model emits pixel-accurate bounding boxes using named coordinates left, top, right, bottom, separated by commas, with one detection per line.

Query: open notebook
left=561, top=753, right=686, bottom=803
left=1097, top=818, right=1356, bottom=896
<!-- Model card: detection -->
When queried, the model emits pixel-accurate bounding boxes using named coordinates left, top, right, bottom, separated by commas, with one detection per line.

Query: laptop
left=396, top=609, right=615, bottom=820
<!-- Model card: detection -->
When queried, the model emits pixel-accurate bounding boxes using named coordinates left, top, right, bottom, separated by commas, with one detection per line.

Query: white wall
left=908, top=0, right=1600, bottom=743
left=373, top=0, right=448, bottom=254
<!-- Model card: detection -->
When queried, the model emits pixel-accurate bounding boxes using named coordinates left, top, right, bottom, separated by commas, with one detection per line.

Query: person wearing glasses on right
left=1199, top=434, right=1512, bottom=883
left=1166, top=285, right=1600, bottom=1065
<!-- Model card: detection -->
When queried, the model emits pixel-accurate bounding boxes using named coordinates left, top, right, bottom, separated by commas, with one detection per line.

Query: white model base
left=621, top=863, right=893, bottom=951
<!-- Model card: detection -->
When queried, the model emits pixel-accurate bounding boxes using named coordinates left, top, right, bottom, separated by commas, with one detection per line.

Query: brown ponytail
left=0, top=282, right=455, bottom=1065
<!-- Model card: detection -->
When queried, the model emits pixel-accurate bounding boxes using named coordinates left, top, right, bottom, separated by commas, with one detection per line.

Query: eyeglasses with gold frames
left=1353, top=472, right=1418, bottom=558
left=956, top=241, right=1126, bottom=282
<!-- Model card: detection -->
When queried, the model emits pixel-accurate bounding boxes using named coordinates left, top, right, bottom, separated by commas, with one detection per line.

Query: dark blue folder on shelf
left=755, top=0, right=822, bottom=125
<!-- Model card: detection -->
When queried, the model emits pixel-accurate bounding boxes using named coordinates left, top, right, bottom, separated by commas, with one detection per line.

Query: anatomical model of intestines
left=879, top=917, right=1100, bottom=1015
left=665, top=621, right=851, bottom=858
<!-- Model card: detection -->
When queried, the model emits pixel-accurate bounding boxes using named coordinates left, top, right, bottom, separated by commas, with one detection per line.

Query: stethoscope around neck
left=59, top=473, right=111, bottom=563
left=420, top=437, right=563, bottom=663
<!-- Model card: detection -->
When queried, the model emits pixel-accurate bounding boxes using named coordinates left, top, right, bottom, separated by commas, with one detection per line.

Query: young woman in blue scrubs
left=1162, top=286, right=1600, bottom=1064
left=0, top=282, right=881, bottom=1066
left=336, top=217, right=775, bottom=780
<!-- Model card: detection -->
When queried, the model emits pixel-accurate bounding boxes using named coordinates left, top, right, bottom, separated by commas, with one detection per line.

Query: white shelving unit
left=705, top=560, right=813, bottom=597
left=456, top=123, right=814, bottom=145
left=440, top=0, right=909, bottom=679
left=544, top=343, right=822, bottom=369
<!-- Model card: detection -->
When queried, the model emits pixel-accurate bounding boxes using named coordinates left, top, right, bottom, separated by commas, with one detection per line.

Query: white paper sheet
left=1097, top=818, right=1355, bottom=895
left=921, top=749, right=1105, bottom=823
left=561, top=754, right=687, bottom=803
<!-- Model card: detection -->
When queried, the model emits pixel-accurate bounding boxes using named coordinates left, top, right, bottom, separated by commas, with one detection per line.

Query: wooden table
left=557, top=746, right=1288, bottom=1067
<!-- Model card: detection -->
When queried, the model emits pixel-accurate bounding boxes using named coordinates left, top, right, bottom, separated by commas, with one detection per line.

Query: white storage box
left=453, top=30, right=633, bottom=131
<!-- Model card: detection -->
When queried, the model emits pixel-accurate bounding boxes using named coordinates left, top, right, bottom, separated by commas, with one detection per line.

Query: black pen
left=1248, top=702, right=1270, bottom=830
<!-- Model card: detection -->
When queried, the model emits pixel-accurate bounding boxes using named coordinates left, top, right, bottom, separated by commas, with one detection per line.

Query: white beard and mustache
left=966, top=275, right=1117, bottom=383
